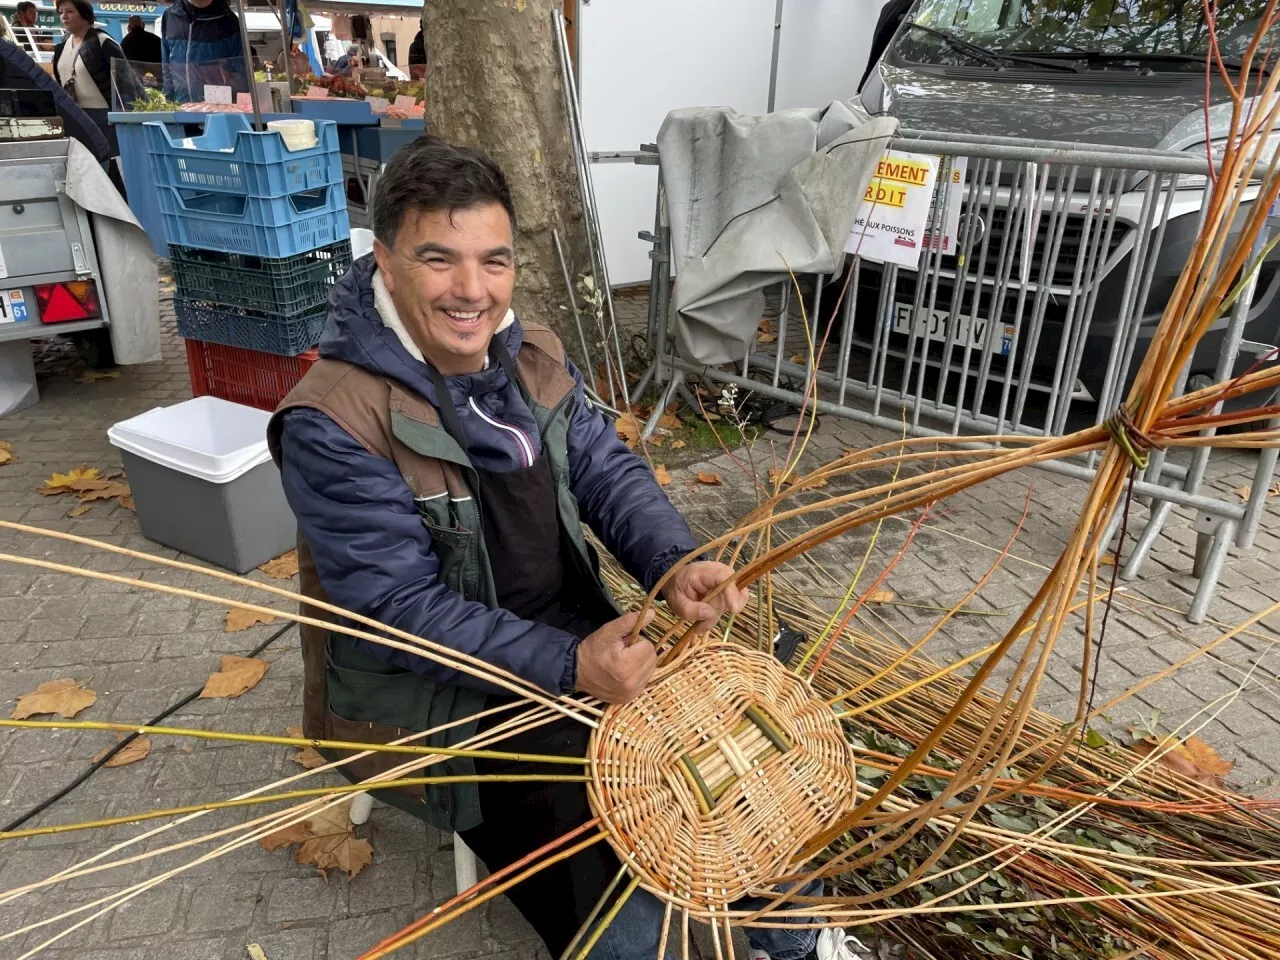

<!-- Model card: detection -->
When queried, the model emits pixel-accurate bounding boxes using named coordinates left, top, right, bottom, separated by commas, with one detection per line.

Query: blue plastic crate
left=175, top=298, right=326, bottom=356
left=144, top=113, right=342, bottom=198
left=291, top=97, right=379, bottom=125
left=157, top=184, right=350, bottom=258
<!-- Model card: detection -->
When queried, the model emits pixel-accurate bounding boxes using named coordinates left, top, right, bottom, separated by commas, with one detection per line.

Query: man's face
left=373, top=202, right=516, bottom=376
left=18, top=7, right=36, bottom=25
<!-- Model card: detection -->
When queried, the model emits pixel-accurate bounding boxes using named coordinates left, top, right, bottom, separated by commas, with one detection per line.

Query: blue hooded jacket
left=277, top=256, right=701, bottom=696
left=160, top=0, right=248, bottom=102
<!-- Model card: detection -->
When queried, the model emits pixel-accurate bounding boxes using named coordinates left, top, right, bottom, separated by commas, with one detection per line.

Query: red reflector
left=35, top=281, right=100, bottom=324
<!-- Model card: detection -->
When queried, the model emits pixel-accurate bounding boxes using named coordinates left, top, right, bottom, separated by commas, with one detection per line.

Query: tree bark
left=423, top=0, right=592, bottom=356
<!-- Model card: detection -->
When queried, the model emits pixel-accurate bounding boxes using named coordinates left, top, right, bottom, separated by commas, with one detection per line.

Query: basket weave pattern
left=588, top=644, right=856, bottom=906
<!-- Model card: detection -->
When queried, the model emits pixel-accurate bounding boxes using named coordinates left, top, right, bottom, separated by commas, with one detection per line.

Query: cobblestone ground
left=0, top=286, right=1278, bottom=959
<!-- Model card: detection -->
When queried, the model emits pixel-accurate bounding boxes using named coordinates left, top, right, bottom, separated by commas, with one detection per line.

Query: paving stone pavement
left=0, top=284, right=1278, bottom=959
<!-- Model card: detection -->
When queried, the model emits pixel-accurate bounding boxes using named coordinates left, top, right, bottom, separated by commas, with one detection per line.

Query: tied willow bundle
left=3, top=7, right=1280, bottom=959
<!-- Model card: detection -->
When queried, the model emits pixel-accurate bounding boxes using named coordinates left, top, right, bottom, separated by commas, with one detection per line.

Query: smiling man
left=267, top=137, right=761, bottom=958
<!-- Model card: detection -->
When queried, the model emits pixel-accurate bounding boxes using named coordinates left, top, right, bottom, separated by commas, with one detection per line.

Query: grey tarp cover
left=657, top=101, right=898, bottom=365
left=65, top=139, right=161, bottom=366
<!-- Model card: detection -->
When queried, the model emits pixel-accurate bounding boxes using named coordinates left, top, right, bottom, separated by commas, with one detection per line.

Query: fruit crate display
left=185, top=339, right=319, bottom=412
left=170, top=240, right=352, bottom=317
left=176, top=299, right=326, bottom=357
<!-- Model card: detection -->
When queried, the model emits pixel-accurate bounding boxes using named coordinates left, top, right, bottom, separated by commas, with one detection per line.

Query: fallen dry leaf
left=78, top=481, right=131, bottom=504
left=286, top=726, right=327, bottom=770
left=65, top=504, right=93, bottom=518
left=247, top=946, right=269, bottom=960
left=789, top=352, right=808, bottom=365
left=224, top=608, right=277, bottom=633
left=258, top=550, right=299, bottom=580
left=1132, top=734, right=1235, bottom=785
left=649, top=436, right=664, bottom=448
left=199, top=655, right=270, bottom=699
left=117, top=494, right=135, bottom=512
left=755, top=318, right=778, bottom=345
left=0, top=441, right=14, bottom=466
left=12, top=678, right=96, bottom=720
left=260, top=799, right=372, bottom=879
left=865, top=589, right=896, bottom=604
left=76, top=369, right=120, bottom=383
left=657, top=412, right=683, bottom=431
left=1235, top=483, right=1280, bottom=501
left=615, top=413, right=643, bottom=448
left=695, top=472, right=722, bottom=486
left=653, top=464, right=672, bottom=487
left=1099, top=552, right=1117, bottom=567
left=670, top=439, right=687, bottom=450
left=38, top=466, right=107, bottom=496
left=92, top=734, right=151, bottom=768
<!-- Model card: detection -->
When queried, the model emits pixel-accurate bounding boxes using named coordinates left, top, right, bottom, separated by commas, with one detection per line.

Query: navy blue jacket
left=159, top=0, right=247, bottom=102
left=277, top=257, right=700, bottom=696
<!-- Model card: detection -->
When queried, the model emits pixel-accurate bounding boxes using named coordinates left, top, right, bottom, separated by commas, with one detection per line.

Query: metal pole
left=234, top=0, right=264, bottom=130
left=277, top=0, right=294, bottom=105
left=767, top=0, right=784, bottom=112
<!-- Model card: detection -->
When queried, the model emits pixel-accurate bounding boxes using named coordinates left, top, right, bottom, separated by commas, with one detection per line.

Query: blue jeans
left=591, top=880, right=822, bottom=960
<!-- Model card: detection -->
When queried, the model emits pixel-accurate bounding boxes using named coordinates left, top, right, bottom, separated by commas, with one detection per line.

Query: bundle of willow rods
left=608, top=562, right=1280, bottom=960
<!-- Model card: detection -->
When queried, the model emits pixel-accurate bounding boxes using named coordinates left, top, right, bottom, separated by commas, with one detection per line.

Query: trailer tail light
left=34, top=281, right=100, bottom=324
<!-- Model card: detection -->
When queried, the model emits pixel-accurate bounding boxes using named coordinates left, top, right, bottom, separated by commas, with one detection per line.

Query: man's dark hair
left=16, top=2, right=36, bottom=14
left=127, top=14, right=144, bottom=31
left=371, top=135, right=517, bottom=248
left=57, top=0, right=95, bottom=24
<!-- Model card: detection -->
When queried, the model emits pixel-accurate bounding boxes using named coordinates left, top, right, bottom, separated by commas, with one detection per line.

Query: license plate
left=893, top=302, right=1013, bottom=357
left=0, top=290, right=28, bottom=325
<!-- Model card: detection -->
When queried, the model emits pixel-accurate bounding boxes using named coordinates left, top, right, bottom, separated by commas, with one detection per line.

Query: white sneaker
left=816, top=927, right=872, bottom=960
left=747, top=927, right=871, bottom=960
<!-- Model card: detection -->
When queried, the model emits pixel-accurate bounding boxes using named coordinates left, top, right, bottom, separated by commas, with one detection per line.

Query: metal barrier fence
left=640, top=131, right=1280, bottom=622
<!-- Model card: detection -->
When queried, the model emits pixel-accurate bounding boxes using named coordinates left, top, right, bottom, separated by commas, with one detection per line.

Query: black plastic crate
left=175, top=298, right=326, bottom=357
left=169, top=239, right=352, bottom=317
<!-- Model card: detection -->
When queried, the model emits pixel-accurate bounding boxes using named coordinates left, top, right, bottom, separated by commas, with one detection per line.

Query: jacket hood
left=319, top=254, right=526, bottom=410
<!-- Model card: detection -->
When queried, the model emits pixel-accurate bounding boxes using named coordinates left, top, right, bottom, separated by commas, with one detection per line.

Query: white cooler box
left=108, top=396, right=295, bottom=573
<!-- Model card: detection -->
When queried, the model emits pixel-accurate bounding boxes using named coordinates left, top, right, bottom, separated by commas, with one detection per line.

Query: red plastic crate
left=185, top=338, right=319, bottom=412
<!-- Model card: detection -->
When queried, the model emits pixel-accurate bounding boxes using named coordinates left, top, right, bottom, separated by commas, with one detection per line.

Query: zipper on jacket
left=467, top=397, right=535, bottom=468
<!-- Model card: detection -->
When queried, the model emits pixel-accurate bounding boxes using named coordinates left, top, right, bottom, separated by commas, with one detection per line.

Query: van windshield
left=898, top=0, right=1275, bottom=67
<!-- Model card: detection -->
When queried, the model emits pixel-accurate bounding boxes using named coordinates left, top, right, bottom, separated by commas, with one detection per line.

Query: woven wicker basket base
left=588, top=643, right=856, bottom=907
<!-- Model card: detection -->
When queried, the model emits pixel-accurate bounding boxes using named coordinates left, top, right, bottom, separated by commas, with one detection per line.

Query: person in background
left=160, top=0, right=247, bottom=103
left=52, top=0, right=128, bottom=193
left=858, top=0, right=914, bottom=92
left=11, top=2, right=37, bottom=28
left=332, top=42, right=359, bottom=75
left=1, top=36, right=111, bottom=159
left=120, top=14, right=161, bottom=64
left=408, top=27, right=425, bottom=79
left=273, top=40, right=308, bottom=78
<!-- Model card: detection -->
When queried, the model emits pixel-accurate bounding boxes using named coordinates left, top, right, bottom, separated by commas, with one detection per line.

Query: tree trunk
left=423, top=0, right=592, bottom=359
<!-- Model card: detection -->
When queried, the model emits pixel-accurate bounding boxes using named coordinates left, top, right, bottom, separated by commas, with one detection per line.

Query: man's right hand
left=574, top=609, right=657, bottom=703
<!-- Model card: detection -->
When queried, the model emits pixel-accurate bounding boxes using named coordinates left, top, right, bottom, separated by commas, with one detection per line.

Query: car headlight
left=1177, top=130, right=1280, bottom=189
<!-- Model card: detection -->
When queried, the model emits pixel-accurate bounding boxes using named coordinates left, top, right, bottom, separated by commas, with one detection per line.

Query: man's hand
left=662, top=561, right=749, bottom=635
left=575, top=609, right=657, bottom=703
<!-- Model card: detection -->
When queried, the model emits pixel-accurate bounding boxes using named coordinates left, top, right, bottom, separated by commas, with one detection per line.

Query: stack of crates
left=145, top=113, right=352, bottom=411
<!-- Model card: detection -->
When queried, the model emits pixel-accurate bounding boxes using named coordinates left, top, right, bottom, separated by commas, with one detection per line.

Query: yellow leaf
left=92, top=734, right=151, bottom=768
left=1099, top=553, right=1117, bottom=567
left=224, top=608, right=277, bottom=633
left=38, top=466, right=105, bottom=496
left=247, top=946, right=269, bottom=960
left=260, top=799, right=372, bottom=879
left=286, top=726, right=327, bottom=770
left=671, top=439, right=687, bottom=450
left=66, top=504, right=93, bottom=518
left=258, top=550, right=299, bottom=580
left=12, top=678, right=96, bottom=720
left=199, top=655, right=270, bottom=699
left=0, top=441, right=14, bottom=466
left=865, top=589, right=896, bottom=604
left=653, top=464, right=672, bottom=486
left=615, top=413, right=642, bottom=448
left=695, top=472, right=722, bottom=486
left=76, top=369, right=120, bottom=383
